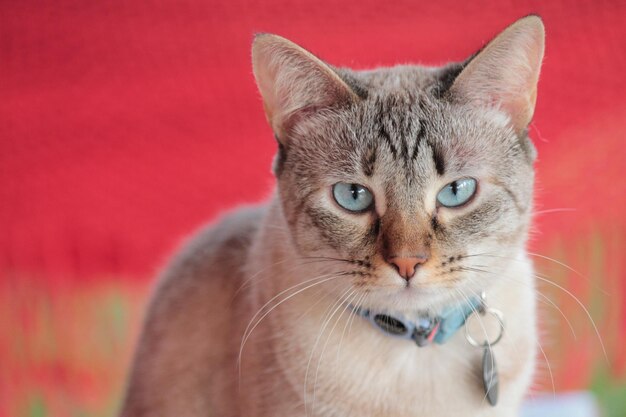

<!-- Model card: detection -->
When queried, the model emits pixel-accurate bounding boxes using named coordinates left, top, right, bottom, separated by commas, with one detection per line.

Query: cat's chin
left=360, top=285, right=457, bottom=315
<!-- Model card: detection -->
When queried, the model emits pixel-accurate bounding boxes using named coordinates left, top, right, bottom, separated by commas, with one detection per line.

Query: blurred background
left=1, top=1, right=625, bottom=416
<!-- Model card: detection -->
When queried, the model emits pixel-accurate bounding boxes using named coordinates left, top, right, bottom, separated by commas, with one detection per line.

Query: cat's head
left=252, top=16, right=545, bottom=312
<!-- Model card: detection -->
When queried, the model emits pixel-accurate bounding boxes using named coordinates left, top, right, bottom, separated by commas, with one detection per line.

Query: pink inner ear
left=449, top=17, right=544, bottom=133
left=252, top=34, right=358, bottom=138
left=252, top=48, right=283, bottom=128
left=502, top=96, right=534, bottom=131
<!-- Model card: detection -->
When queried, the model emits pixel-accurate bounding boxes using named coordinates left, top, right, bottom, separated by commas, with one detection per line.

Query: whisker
left=460, top=266, right=577, bottom=339
left=461, top=265, right=608, bottom=363
left=295, top=281, right=346, bottom=323
left=526, top=251, right=608, bottom=295
left=336, top=290, right=367, bottom=365
left=453, top=287, right=490, bottom=345
left=231, top=257, right=295, bottom=301
left=241, top=272, right=339, bottom=347
left=304, top=286, right=355, bottom=416
left=535, top=337, right=556, bottom=400
left=303, top=287, right=353, bottom=415
left=532, top=208, right=576, bottom=216
left=453, top=287, right=496, bottom=407
left=238, top=272, right=347, bottom=374
left=347, top=291, right=368, bottom=342
left=534, top=289, right=577, bottom=340
left=312, top=289, right=358, bottom=414
left=463, top=252, right=608, bottom=295
left=299, top=255, right=372, bottom=268
left=532, top=272, right=608, bottom=363
left=233, top=256, right=357, bottom=301
left=467, top=275, right=554, bottom=400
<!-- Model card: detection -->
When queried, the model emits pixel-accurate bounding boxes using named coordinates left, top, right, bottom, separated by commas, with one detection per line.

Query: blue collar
left=352, top=296, right=483, bottom=347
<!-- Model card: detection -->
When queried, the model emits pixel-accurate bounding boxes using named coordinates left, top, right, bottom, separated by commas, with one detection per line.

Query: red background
left=1, top=1, right=625, bottom=416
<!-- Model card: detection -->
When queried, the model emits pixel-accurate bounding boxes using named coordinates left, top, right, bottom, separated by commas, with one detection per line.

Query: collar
left=352, top=295, right=483, bottom=347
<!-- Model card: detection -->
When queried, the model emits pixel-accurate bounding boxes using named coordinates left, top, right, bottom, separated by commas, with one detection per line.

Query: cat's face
left=276, top=89, right=535, bottom=310
left=253, top=16, right=544, bottom=312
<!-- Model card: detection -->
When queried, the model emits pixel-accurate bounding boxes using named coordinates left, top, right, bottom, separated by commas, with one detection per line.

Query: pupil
left=451, top=181, right=458, bottom=195
left=350, top=184, right=359, bottom=200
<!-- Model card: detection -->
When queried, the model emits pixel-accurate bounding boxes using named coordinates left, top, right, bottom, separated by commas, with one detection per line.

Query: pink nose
left=388, top=256, right=427, bottom=280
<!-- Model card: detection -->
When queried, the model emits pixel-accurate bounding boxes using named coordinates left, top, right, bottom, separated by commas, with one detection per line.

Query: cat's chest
left=260, top=293, right=531, bottom=417
left=274, top=314, right=496, bottom=416
left=325, top=351, right=519, bottom=417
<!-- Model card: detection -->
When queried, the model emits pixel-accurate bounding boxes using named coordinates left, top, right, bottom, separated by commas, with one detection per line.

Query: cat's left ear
left=252, top=34, right=359, bottom=140
left=448, top=15, right=545, bottom=134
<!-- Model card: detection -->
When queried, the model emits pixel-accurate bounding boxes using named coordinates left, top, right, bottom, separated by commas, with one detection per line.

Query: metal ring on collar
left=464, top=307, right=505, bottom=348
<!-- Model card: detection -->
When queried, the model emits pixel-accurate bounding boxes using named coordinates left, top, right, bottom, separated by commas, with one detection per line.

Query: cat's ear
left=448, top=15, right=545, bottom=134
left=252, top=34, right=359, bottom=140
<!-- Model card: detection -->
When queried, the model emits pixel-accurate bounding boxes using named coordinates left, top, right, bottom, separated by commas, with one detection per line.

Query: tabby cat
left=120, top=15, right=545, bottom=417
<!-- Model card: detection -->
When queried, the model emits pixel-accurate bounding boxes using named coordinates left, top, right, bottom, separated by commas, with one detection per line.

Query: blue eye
left=436, top=178, right=477, bottom=208
left=332, top=183, right=374, bottom=213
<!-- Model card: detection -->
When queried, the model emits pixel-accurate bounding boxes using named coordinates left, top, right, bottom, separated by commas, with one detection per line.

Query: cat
left=120, top=15, right=545, bottom=417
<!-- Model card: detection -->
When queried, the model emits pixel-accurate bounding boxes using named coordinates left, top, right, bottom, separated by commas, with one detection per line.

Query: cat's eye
left=332, top=183, right=374, bottom=213
left=436, top=178, right=477, bottom=208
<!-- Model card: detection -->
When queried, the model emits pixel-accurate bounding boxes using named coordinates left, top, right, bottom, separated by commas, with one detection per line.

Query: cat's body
left=121, top=16, right=545, bottom=417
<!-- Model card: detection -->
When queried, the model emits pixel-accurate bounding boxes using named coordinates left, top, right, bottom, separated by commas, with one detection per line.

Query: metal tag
left=482, top=344, right=499, bottom=406
left=412, top=316, right=439, bottom=347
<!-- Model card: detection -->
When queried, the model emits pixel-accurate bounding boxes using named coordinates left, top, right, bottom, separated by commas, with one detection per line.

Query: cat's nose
left=387, top=256, right=427, bottom=280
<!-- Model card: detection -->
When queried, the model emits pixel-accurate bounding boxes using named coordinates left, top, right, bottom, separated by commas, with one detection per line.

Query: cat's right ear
left=252, top=34, right=358, bottom=141
left=447, top=16, right=545, bottom=135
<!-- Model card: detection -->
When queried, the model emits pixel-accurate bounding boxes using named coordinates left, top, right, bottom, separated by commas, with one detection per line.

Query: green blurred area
left=592, top=370, right=626, bottom=417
